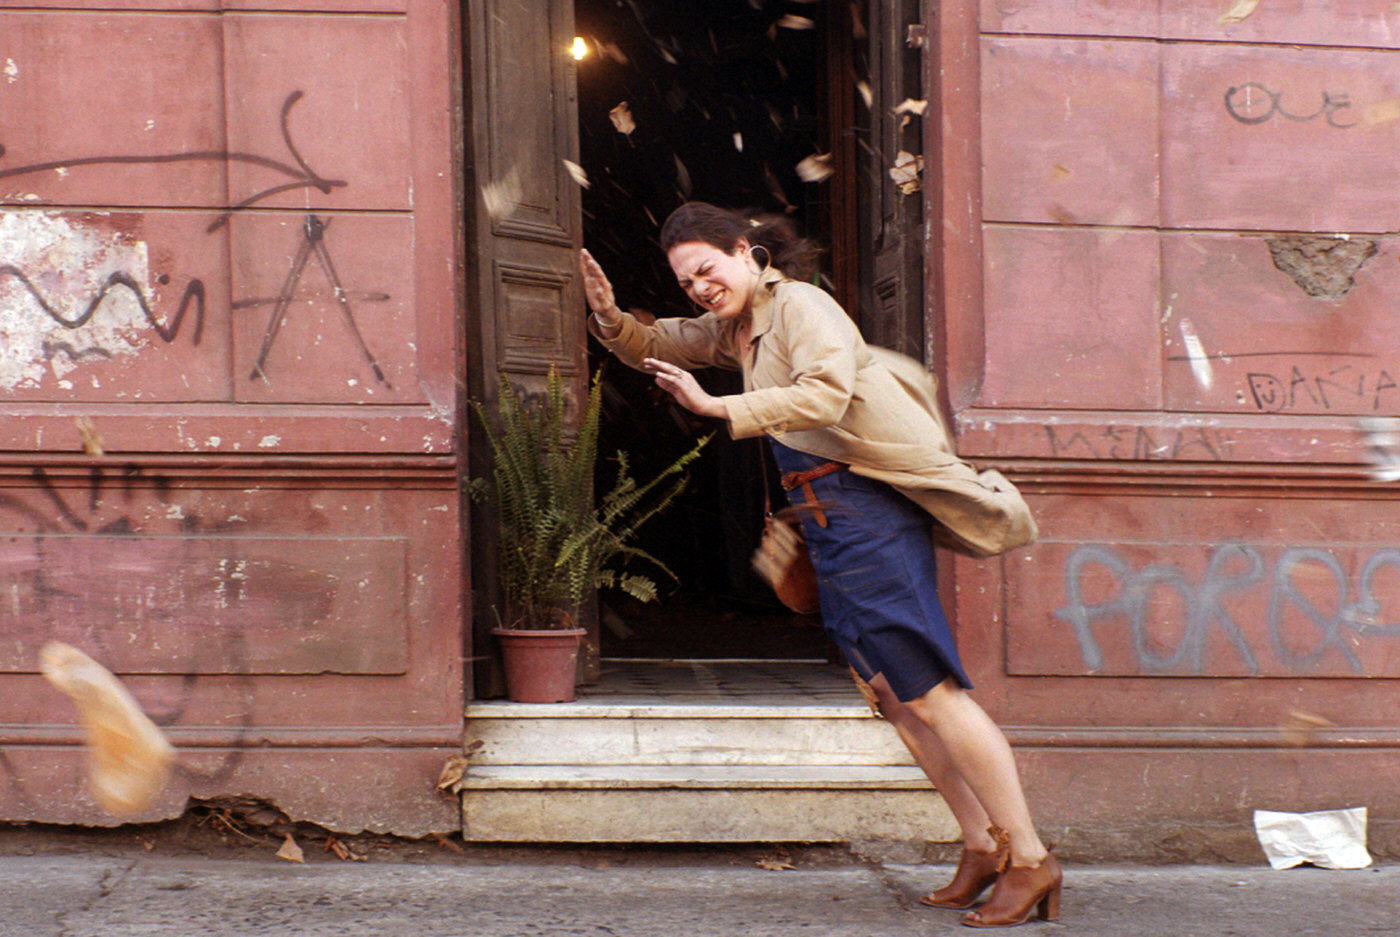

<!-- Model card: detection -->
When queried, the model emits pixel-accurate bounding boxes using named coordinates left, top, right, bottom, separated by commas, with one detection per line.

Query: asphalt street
left=0, top=851, right=1395, bottom=937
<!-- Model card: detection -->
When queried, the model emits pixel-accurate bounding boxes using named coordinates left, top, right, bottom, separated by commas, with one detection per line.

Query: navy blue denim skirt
left=770, top=440, right=971, bottom=701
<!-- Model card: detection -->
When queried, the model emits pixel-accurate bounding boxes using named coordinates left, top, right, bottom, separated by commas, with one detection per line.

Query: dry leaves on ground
left=325, top=836, right=368, bottom=862
left=275, top=834, right=305, bottom=864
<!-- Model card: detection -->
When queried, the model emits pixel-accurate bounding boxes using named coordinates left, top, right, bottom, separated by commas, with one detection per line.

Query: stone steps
left=459, top=662, right=956, bottom=843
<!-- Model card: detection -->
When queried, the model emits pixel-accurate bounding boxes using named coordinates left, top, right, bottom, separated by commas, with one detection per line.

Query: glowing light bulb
left=571, top=37, right=589, bottom=60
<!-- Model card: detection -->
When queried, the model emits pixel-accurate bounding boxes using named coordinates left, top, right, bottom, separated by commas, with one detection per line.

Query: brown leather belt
left=779, top=461, right=842, bottom=528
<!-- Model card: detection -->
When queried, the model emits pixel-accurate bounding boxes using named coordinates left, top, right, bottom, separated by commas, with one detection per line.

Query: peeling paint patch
left=258, top=435, right=282, bottom=448
left=1264, top=235, right=1377, bottom=300
left=3, top=59, right=17, bottom=83
left=0, top=212, right=154, bottom=390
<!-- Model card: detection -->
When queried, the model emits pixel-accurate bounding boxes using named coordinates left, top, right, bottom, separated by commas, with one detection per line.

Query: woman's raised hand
left=579, top=249, right=621, bottom=326
left=644, top=358, right=727, bottom=420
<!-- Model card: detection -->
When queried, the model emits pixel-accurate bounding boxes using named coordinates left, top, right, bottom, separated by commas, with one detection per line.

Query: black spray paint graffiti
left=1055, top=543, right=1400, bottom=676
left=0, top=265, right=206, bottom=353
left=0, top=467, right=256, bottom=788
left=0, top=91, right=389, bottom=384
left=0, top=91, right=344, bottom=234
left=1247, top=362, right=1398, bottom=413
left=239, top=214, right=391, bottom=385
left=1045, top=425, right=1233, bottom=462
left=1224, top=82, right=1356, bottom=129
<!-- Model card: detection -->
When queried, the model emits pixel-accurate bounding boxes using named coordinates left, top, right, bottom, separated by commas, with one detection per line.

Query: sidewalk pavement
left=0, top=849, right=1394, bottom=937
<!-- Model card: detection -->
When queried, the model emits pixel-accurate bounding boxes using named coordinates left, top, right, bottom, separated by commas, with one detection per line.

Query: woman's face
left=666, top=239, right=755, bottom=320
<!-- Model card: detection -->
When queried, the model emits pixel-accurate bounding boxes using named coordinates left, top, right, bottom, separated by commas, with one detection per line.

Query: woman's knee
left=904, top=676, right=968, bottom=726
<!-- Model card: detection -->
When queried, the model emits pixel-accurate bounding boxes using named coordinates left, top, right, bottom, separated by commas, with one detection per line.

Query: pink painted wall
left=0, top=2, right=463, bottom=834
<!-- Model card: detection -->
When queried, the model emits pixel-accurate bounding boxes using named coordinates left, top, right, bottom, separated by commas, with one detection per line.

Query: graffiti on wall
left=1045, top=424, right=1234, bottom=461
left=0, top=91, right=391, bottom=390
left=1224, top=82, right=1356, bottom=129
left=1053, top=542, right=1400, bottom=676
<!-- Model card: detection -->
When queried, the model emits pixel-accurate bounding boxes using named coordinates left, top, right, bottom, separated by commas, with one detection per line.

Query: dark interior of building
left=574, top=0, right=859, bottom=660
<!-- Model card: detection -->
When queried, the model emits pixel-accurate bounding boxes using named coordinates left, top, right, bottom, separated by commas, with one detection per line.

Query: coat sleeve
left=721, top=285, right=858, bottom=439
left=588, top=312, right=740, bottom=372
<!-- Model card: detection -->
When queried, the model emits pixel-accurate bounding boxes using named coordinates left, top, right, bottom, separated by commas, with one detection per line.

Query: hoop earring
left=748, top=243, right=772, bottom=273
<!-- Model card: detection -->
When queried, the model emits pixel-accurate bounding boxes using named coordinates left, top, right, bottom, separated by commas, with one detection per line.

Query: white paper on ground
left=1253, top=807, right=1372, bottom=870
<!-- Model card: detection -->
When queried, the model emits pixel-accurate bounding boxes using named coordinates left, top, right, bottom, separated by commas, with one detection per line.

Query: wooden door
left=462, top=0, right=593, bottom=695
left=859, top=0, right=927, bottom=361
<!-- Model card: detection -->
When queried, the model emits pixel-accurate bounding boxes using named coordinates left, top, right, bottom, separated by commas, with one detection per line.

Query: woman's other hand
left=580, top=249, right=622, bottom=327
left=644, top=358, right=727, bottom=420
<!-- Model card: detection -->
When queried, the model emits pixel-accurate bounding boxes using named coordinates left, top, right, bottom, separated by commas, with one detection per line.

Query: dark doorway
left=574, top=0, right=859, bottom=660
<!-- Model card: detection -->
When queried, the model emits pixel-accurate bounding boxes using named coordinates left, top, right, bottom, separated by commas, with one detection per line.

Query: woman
left=580, top=202, right=1060, bottom=928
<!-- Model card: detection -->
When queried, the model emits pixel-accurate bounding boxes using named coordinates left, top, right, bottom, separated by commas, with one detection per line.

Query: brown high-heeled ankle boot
left=919, top=825, right=1009, bottom=910
left=962, top=851, right=1062, bottom=928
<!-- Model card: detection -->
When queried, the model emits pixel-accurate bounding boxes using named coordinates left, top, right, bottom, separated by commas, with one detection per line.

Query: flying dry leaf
left=437, top=754, right=470, bottom=793
left=1365, top=98, right=1400, bottom=126
left=756, top=857, right=795, bottom=871
left=893, top=98, right=928, bottom=116
left=1218, top=0, right=1260, bottom=24
left=796, top=153, right=835, bottom=183
left=1280, top=709, right=1336, bottom=747
left=563, top=160, right=591, bottom=189
left=889, top=150, right=924, bottom=195
left=609, top=101, right=636, bottom=136
left=733, top=132, right=744, bottom=152
left=856, top=80, right=873, bottom=110
left=275, top=833, right=305, bottom=863
left=481, top=166, right=523, bottom=221
left=74, top=416, right=103, bottom=457
left=674, top=155, right=692, bottom=198
left=776, top=14, right=815, bottom=29
left=597, top=41, right=629, bottom=65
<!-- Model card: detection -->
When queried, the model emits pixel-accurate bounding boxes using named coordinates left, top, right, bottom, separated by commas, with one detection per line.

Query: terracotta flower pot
left=492, top=627, right=585, bottom=703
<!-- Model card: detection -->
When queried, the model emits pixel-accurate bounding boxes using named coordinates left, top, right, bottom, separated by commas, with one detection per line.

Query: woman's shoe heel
left=961, top=852, right=1063, bottom=928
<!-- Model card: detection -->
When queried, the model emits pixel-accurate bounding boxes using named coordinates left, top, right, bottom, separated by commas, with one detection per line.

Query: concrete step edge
left=460, top=764, right=934, bottom=790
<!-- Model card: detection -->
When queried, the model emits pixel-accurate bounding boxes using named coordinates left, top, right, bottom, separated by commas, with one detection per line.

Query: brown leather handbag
left=750, top=460, right=842, bottom=615
left=753, top=511, right=820, bottom=614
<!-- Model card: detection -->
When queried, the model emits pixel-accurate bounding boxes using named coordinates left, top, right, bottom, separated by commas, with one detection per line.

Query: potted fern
left=470, top=368, right=706, bottom=702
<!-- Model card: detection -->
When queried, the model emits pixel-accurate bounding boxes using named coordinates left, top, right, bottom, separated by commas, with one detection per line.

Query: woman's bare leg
left=866, top=673, right=998, bottom=852
left=904, top=677, right=1048, bottom=867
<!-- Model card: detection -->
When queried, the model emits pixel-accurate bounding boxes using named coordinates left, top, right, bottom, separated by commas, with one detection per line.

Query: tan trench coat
left=590, top=270, right=1036, bottom=557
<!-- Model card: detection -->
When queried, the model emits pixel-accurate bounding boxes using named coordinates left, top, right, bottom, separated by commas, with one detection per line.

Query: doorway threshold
left=468, top=658, right=871, bottom=717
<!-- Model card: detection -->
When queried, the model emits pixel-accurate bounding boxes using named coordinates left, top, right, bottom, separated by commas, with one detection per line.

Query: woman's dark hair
left=659, top=202, right=822, bottom=282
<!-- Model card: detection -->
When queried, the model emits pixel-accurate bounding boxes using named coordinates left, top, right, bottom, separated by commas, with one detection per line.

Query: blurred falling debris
left=796, top=152, right=835, bottom=182
left=1218, top=0, right=1261, bottom=25
left=733, top=132, right=744, bottom=152
left=776, top=14, right=815, bottom=30
left=889, top=150, right=924, bottom=194
left=1178, top=318, right=1214, bottom=391
left=598, top=41, right=630, bottom=64
left=674, top=154, right=693, bottom=197
left=1358, top=417, right=1400, bottom=482
left=763, top=164, right=796, bottom=211
left=75, top=416, right=103, bottom=457
left=849, top=0, right=867, bottom=39
left=481, top=166, right=523, bottom=221
left=893, top=98, right=928, bottom=116
left=1363, top=98, right=1400, bottom=126
left=609, top=101, right=637, bottom=136
left=1279, top=710, right=1336, bottom=747
left=564, top=159, right=591, bottom=188
left=856, top=80, right=873, bottom=109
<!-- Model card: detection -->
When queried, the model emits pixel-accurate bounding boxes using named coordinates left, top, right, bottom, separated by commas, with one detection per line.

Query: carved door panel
left=462, top=0, right=592, bottom=695
left=859, top=0, right=926, bottom=361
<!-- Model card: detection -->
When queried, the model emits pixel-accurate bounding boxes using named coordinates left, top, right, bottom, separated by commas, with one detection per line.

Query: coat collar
left=746, top=267, right=787, bottom=341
